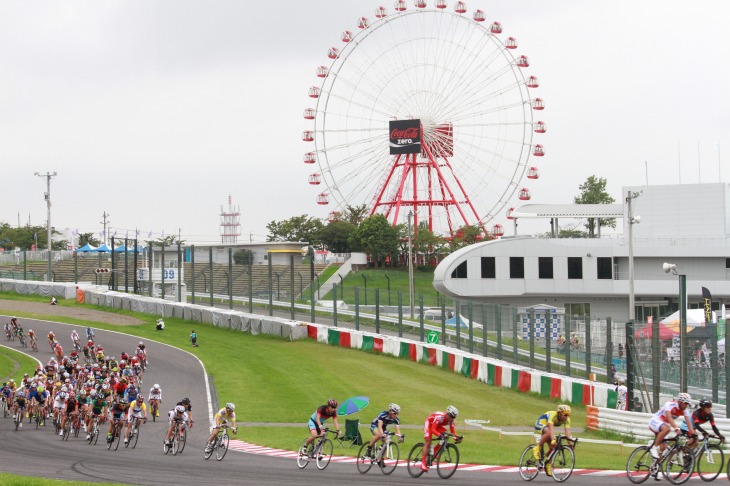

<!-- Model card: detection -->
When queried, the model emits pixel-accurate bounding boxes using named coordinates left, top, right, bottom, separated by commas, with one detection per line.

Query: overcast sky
left=1, top=0, right=728, bottom=245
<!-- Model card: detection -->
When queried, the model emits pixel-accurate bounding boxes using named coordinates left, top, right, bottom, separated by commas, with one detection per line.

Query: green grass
left=322, top=268, right=443, bottom=306
left=0, top=341, right=40, bottom=383
left=0, top=474, right=122, bottom=486
left=0, top=292, right=636, bottom=471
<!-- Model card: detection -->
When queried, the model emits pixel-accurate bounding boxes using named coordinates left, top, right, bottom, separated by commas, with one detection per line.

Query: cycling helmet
left=16, top=390, right=24, bottom=397
left=182, top=397, right=190, bottom=405
left=89, top=391, right=97, bottom=398
left=446, top=405, right=459, bottom=418
left=119, top=398, right=128, bottom=405
left=58, top=392, right=68, bottom=399
left=136, top=395, right=144, bottom=402
left=677, top=392, right=692, bottom=404
left=557, top=404, right=572, bottom=416
left=80, top=389, right=87, bottom=396
left=101, top=384, right=109, bottom=390
left=153, top=384, right=160, bottom=389
left=37, top=386, right=45, bottom=393
left=30, top=383, right=37, bottom=389
left=388, top=403, right=401, bottom=414
left=61, top=386, right=68, bottom=392
left=9, top=378, right=15, bottom=383
left=175, top=405, right=185, bottom=413
left=699, top=398, right=712, bottom=408
left=226, top=402, right=235, bottom=411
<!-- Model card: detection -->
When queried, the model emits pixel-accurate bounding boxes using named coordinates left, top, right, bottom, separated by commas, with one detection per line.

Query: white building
left=433, top=183, right=730, bottom=323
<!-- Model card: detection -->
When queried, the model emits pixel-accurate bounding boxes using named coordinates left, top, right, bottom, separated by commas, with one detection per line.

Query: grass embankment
left=321, top=268, right=442, bottom=306
left=0, top=341, right=40, bottom=383
left=0, top=474, right=121, bottom=486
left=0, top=292, right=633, bottom=470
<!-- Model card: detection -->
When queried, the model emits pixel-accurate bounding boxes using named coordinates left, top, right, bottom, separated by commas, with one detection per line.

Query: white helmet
left=388, top=403, right=401, bottom=414
left=446, top=405, right=459, bottom=418
left=153, top=384, right=160, bottom=389
left=175, top=405, right=185, bottom=413
left=226, top=402, right=235, bottom=411
left=677, top=393, right=692, bottom=404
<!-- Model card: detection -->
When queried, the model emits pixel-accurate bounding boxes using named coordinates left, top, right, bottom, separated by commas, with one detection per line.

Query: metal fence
left=2, top=245, right=727, bottom=413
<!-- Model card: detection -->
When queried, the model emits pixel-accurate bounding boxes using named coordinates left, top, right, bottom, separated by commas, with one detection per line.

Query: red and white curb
left=229, top=440, right=726, bottom=478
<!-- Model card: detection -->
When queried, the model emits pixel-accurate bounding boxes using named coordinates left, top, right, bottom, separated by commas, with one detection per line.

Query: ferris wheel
left=302, top=0, right=545, bottom=236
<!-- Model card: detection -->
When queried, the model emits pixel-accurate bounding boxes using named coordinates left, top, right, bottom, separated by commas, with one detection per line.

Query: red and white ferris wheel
left=302, top=1, right=545, bottom=237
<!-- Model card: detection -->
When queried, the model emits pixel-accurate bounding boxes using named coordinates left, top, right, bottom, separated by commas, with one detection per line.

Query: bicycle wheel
left=407, top=443, right=426, bottom=478
left=626, top=446, right=653, bottom=484
left=315, top=438, right=333, bottom=470
left=379, top=441, right=400, bottom=475
left=550, top=446, right=576, bottom=482
left=131, top=426, right=140, bottom=449
left=113, top=429, right=122, bottom=450
left=178, top=428, right=187, bottom=454
left=696, top=444, right=724, bottom=481
left=519, top=445, right=541, bottom=481
left=663, top=446, right=695, bottom=485
left=171, top=433, right=179, bottom=455
left=216, top=433, right=229, bottom=461
left=14, top=412, right=21, bottom=431
left=296, top=440, right=311, bottom=469
left=356, top=442, right=373, bottom=474
left=62, top=423, right=71, bottom=441
left=435, top=443, right=460, bottom=479
left=203, top=437, right=215, bottom=460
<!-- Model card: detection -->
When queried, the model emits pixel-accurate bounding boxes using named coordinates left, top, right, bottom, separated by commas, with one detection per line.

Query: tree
left=574, top=175, right=616, bottom=237
left=78, top=232, right=101, bottom=247
left=448, top=224, right=484, bottom=251
left=343, top=204, right=369, bottom=225
left=319, top=220, right=357, bottom=253
left=0, top=223, right=48, bottom=250
left=412, top=225, right=447, bottom=266
left=349, top=214, right=399, bottom=265
left=266, top=215, right=324, bottom=245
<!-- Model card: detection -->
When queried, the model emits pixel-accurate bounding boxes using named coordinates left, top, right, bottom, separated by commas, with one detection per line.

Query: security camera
left=663, top=262, right=677, bottom=274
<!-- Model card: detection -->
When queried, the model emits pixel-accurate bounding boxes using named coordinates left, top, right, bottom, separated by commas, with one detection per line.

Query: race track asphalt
left=0, top=314, right=634, bottom=486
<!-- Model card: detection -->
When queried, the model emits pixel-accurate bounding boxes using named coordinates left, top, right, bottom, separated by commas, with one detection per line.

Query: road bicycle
left=164, top=420, right=187, bottom=455
left=88, top=416, right=101, bottom=445
left=149, top=399, right=160, bottom=422
left=19, top=334, right=27, bottom=348
left=1, top=396, right=8, bottom=418
left=356, top=431, right=404, bottom=475
left=107, top=418, right=124, bottom=450
left=519, top=435, right=578, bottom=483
left=297, top=428, right=338, bottom=470
left=626, top=433, right=696, bottom=485
left=687, top=434, right=724, bottom=481
left=29, top=337, right=38, bottom=352
left=5, top=328, right=14, bottom=341
left=14, top=407, right=25, bottom=431
left=407, top=432, right=463, bottom=479
left=125, top=417, right=145, bottom=449
left=204, top=423, right=233, bottom=461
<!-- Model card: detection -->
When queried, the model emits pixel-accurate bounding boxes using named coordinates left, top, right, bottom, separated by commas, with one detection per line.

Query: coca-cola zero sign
left=389, top=119, right=421, bottom=154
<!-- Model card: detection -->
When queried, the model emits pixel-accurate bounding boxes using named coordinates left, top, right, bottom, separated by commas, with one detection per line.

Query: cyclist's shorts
left=648, top=416, right=671, bottom=434
left=92, top=409, right=104, bottom=416
left=307, top=418, right=322, bottom=432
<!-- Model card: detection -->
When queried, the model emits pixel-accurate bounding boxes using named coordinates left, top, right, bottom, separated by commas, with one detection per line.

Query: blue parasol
left=337, top=396, right=369, bottom=416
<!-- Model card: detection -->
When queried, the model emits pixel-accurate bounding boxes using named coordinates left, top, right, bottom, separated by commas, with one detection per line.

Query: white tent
left=659, top=309, right=712, bottom=327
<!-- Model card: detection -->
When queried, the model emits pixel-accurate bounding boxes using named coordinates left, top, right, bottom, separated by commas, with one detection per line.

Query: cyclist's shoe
left=86, top=434, right=91, bottom=440
left=156, top=411, right=160, bottom=417
left=649, top=446, right=660, bottom=459
left=205, top=445, right=213, bottom=453
left=107, top=435, right=113, bottom=443
left=365, top=446, right=372, bottom=458
left=419, top=462, right=429, bottom=472
left=124, top=438, right=129, bottom=444
left=545, top=463, right=552, bottom=477
left=18, top=422, right=22, bottom=428
left=59, top=430, right=64, bottom=436
left=532, top=447, right=540, bottom=460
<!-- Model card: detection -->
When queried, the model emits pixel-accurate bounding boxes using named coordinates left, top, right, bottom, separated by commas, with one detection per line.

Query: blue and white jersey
left=370, top=411, right=400, bottom=430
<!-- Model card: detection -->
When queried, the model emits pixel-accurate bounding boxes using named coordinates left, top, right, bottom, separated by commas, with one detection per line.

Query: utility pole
left=100, top=212, right=110, bottom=245
left=34, top=171, right=58, bottom=281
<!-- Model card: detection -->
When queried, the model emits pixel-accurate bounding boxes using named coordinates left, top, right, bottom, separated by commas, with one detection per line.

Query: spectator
left=50, top=297, right=57, bottom=305
left=190, top=330, right=198, bottom=347
left=156, top=319, right=165, bottom=331
left=618, top=343, right=624, bottom=358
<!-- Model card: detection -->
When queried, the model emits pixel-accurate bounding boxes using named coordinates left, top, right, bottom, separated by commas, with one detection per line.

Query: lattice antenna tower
left=219, top=194, right=241, bottom=244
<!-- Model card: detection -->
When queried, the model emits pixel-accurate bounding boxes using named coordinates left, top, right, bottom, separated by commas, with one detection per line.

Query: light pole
left=407, top=210, right=415, bottom=319
left=34, top=171, right=58, bottom=281
left=663, top=262, right=687, bottom=392
left=625, top=189, right=641, bottom=411
left=626, top=190, right=642, bottom=322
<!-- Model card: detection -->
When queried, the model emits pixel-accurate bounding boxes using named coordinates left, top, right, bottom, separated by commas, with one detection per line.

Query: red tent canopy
left=634, top=323, right=678, bottom=340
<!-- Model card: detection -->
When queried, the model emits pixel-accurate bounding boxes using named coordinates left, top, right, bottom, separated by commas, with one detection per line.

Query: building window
left=565, top=302, right=591, bottom=319
left=481, top=257, right=495, bottom=278
left=597, top=257, right=612, bottom=279
left=726, top=258, right=730, bottom=268
left=510, top=257, right=524, bottom=278
left=538, top=257, right=553, bottom=279
left=451, top=261, right=467, bottom=278
left=567, top=257, right=583, bottom=279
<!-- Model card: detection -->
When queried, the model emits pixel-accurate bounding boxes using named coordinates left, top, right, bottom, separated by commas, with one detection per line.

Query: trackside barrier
left=0, top=280, right=309, bottom=341
left=589, top=406, right=730, bottom=451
